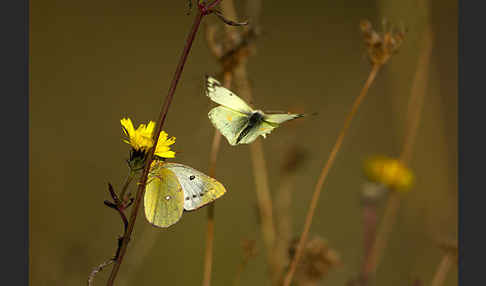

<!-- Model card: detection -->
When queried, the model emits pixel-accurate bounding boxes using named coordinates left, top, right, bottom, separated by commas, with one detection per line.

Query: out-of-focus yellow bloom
left=363, top=155, right=414, bottom=192
left=120, top=118, right=176, bottom=158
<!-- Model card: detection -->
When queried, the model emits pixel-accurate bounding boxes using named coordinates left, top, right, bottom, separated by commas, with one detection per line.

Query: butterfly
left=205, top=76, right=305, bottom=146
left=144, top=161, right=227, bottom=228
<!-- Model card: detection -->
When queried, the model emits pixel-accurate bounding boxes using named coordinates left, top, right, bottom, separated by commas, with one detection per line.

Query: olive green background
left=30, top=0, right=457, bottom=285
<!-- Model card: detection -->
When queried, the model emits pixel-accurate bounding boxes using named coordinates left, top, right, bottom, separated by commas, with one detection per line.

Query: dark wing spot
left=186, top=197, right=190, bottom=200
left=192, top=195, right=197, bottom=198
left=189, top=175, right=195, bottom=180
left=200, top=193, right=204, bottom=197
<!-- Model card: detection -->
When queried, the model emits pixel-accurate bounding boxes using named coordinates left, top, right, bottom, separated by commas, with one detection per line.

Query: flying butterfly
left=206, top=76, right=305, bottom=146
left=144, top=161, right=227, bottom=228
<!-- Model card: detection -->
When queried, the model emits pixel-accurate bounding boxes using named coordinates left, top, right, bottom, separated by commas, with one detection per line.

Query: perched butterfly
left=144, top=161, right=227, bottom=228
left=206, top=76, right=305, bottom=146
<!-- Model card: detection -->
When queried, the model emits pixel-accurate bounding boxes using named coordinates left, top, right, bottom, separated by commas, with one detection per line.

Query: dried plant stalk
left=361, top=24, right=433, bottom=281
left=274, top=146, right=307, bottom=282
left=282, top=63, right=382, bottom=286
left=207, top=0, right=279, bottom=284
left=430, top=253, right=455, bottom=286
left=100, top=2, right=223, bottom=285
left=202, top=73, right=232, bottom=286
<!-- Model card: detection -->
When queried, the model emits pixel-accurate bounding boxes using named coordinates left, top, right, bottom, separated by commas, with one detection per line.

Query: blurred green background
left=30, top=0, right=457, bottom=285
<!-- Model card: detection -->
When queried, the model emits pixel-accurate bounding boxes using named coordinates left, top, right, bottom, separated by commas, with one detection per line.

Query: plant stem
left=283, top=63, right=382, bottom=286
left=360, top=191, right=400, bottom=281
left=202, top=73, right=232, bottom=286
left=430, top=253, right=454, bottom=286
left=250, top=139, right=277, bottom=264
left=119, top=170, right=136, bottom=201
left=105, top=2, right=220, bottom=284
left=88, top=260, right=114, bottom=286
left=360, top=26, right=433, bottom=283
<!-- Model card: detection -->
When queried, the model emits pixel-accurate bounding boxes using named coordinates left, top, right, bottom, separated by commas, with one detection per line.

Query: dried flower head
left=436, top=238, right=458, bottom=261
left=289, top=236, right=340, bottom=285
left=363, top=155, right=414, bottom=192
left=360, top=19, right=405, bottom=66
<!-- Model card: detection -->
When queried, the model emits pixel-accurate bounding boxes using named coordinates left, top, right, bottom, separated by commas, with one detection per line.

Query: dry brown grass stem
left=231, top=27, right=279, bottom=286
left=361, top=26, right=433, bottom=281
left=274, top=146, right=307, bottom=282
left=283, top=63, right=382, bottom=286
left=250, top=138, right=277, bottom=256
left=210, top=0, right=279, bottom=283
left=274, top=174, right=295, bottom=279
left=202, top=73, right=232, bottom=286
left=202, top=3, right=248, bottom=285
left=430, top=253, right=454, bottom=286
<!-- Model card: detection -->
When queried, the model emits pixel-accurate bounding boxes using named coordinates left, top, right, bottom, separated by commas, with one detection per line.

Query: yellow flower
left=363, top=155, right=414, bottom=192
left=120, top=118, right=176, bottom=159
left=154, top=131, right=176, bottom=158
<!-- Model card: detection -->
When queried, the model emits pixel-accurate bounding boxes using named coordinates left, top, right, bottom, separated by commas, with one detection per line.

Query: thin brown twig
left=208, top=0, right=279, bottom=284
left=88, top=260, right=114, bottom=286
left=202, top=73, right=232, bottom=286
left=118, top=170, right=136, bottom=202
left=430, top=253, right=454, bottom=286
left=361, top=25, right=433, bottom=282
left=104, top=2, right=221, bottom=285
left=250, top=138, right=277, bottom=262
left=220, top=4, right=279, bottom=280
left=274, top=146, right=308, bottom=284
left=283, top=63, right=383, bottom=286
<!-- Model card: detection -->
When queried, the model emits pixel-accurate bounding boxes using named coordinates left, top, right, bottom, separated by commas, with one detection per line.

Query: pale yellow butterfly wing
left=263, top=113, right=305, bottom=124
left=237, top=121, right=277, bottom=144
left=208, top=106, right=249, bottom=146
left=163, top=163, right=227, bottom=211
left=144, top=164, right=184, bottom=228
left=206, top=76, right=253, bottom=114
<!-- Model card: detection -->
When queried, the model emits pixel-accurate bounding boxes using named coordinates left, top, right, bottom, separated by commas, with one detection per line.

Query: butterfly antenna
left=263, top=110, right=287, bottom=114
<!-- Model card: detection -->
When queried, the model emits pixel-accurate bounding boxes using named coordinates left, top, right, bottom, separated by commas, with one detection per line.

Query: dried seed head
left=360, top=19, right=405, bottom=66
left=436, top=238, right=458, bottom=261
left=289, top=236, right=341, bottom=285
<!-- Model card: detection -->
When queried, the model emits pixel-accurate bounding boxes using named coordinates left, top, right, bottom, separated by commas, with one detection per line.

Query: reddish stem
left=105, top=1, right=221, bottom=284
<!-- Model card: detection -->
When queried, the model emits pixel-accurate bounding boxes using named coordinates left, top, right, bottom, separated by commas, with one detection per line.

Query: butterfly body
left=236, top=111, right=264, bottom=144
left=206, top=76, right=305, bottom=146
left=144, top=161, right=227, bottom=228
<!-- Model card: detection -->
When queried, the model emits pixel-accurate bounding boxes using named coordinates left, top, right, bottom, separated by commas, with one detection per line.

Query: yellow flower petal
left=155, top=150, right=176, bottom=158
left=120, top=118, right=135, bottom=137
left=120, top=118, right=176, bottom=158
left=154, top=131, right=176, bottom=158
